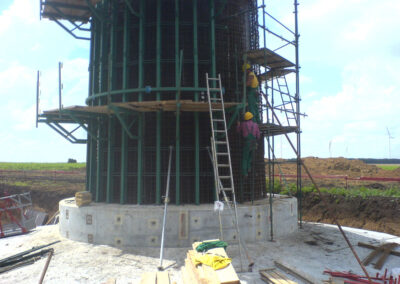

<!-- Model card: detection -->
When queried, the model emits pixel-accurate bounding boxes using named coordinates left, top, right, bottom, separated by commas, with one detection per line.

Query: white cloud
left=0, top=0, right=89, bottom=162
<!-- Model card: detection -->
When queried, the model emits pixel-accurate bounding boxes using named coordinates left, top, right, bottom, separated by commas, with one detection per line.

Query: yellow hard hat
left=244, top=112, right=253, bottom=120
left=242, top=63, right=251, bottom=71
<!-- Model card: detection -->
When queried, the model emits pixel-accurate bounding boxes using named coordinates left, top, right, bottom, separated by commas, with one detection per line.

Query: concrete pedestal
left=59, top=195, right=297, bottom=247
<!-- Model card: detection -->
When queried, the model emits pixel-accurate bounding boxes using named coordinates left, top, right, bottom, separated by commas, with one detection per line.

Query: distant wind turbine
left=386, top=127, right=394, bottom=159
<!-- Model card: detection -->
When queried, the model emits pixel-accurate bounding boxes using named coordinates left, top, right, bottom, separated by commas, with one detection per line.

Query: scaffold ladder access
left=276, top=75, right=297, bottom=126
left=206, top=73, right=252, bottom=271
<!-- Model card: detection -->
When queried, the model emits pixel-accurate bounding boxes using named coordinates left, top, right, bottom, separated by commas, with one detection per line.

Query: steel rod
left=120, top=7, right=129, bottom=204
left=158, top=146, right=173, bottom=270
left=38, top=249, right=54, bottom=284
left=294, top=0, right=303, bottom=228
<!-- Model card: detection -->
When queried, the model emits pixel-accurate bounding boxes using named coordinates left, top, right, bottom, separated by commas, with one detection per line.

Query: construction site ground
left=0, top=223, right=399, bottom=283
left=0, top=158, right=400, bottom=282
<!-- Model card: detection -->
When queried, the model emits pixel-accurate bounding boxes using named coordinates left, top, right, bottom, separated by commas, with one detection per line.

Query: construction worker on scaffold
left=237, top=112, right=260, bottom=177
left=243, top=63, right=260, bottom=123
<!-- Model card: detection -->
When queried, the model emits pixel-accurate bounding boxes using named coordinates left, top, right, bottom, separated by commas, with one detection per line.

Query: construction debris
left=0, top=192, right=35, bottom=238
left=0, top=240, right=60, bottom=274
left=324, top=270, right=400, bottom=283
left=259, top=268, right=297, bottom=284
left=274, top=261, right=318, bottom=284
left=358, top=242, right=400, bottom=270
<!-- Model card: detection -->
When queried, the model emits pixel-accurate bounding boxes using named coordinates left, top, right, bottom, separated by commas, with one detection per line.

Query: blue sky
left=0, top=0, right=399, bottom=162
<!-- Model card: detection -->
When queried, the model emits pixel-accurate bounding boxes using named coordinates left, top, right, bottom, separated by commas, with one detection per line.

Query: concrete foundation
left=59, top=195, right=298, bottom=248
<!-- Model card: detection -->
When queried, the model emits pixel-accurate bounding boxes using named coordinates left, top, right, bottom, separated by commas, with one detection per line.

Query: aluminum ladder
left=206, top=73, right=247, bottom=271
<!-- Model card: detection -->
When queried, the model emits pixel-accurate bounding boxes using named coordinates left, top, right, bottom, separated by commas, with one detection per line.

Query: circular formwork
left=59, top=195, right=297, bottom=248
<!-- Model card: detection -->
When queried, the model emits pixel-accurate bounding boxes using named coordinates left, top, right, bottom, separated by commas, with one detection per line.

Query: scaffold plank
left=245, top=48, right=295, bottom=69
left=41, top=0, right=101, bottom=22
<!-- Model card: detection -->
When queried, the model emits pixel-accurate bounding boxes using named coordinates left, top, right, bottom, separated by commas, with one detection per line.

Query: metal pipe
left=36, top=71, right=40, bottom=128
left=38, top=249, right=54, bottom=284
left=96, top=120, right=102, bottom=202
left=263, top=10, right=295, bottom=35
left=106, top=118, right=114, bottom=203
left=58, top=62, right=62, bottom=113
left=158, top=146, right=173, bottom=270
left=106, top=4, right=117, bottom=202
left=294, top=0, right=303, bottom=228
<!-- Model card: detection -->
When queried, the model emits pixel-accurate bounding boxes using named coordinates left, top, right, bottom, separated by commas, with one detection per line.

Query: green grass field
left=375, top=164, right=400, bottom=170
left=0, top=162, right=86, bottom=171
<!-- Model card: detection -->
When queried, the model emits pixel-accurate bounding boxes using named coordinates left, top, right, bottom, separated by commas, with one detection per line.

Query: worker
left=243, top=63, right=260, bottom=123
left=237, top=112, right=260, bottom=177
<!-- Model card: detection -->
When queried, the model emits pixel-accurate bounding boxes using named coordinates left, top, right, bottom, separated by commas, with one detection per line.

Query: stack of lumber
left=181, top=241, right=240, bottom=284
left=139, top=271, right=171, bottom=284
left=75, top=191, right=92, bottom=207
left=259, top=269, right=298, bottom=284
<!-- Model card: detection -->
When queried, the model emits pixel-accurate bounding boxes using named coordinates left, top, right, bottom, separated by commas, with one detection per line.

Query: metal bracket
left=108, top=104, right=139, bottom=140
left=45, top=121, right=87, bottom=144
left=50, top=17, right=90, bottom=40
left=60, top=109, right=99, bottom=141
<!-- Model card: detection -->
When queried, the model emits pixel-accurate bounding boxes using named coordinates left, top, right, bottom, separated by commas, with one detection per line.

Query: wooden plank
left=358, top=242, right=400, bottom=257
left=260, top=269, right=297, bottom=284
left=140, top=272, right=157, bottom=284
left=375, top=243, right=399, bottom=269
left=191, top=242, right=239, bottom=284
left=156, top=271, right=170, bottom=284
left=274, top=261, right=318, bottom=284
left=182, top=265, right=198, bottom=284
left=186, top=252, right=209, bottom=284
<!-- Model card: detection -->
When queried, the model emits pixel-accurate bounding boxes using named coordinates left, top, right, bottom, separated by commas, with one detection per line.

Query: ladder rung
left=219, top=176, right=231, bottom=179
left=208, top=78, right=219, bottom=81
left=211, top=108, right=223, bottom=111
left=209, top=88, right=221, bottom=91
left=217, top=164, right=230, bottom=167
left=215, top=141, right=227, bottom=144
left=210, top=98, right=222, bottom=101
left=214, top=130, right=225, bottom=132
left=216, top=153, right=229, bottom=156
left=212, top=119, right=225, bottom=122
left=220, top=188, right=233, bottom=191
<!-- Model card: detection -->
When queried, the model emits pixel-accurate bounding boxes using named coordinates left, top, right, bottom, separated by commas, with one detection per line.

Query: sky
left=0, top=0, right=399, bottom=162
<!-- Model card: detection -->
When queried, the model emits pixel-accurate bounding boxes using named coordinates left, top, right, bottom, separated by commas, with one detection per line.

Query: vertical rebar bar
left=137, top=0, right=145, bottom=204
left=159, top=146, right=173, bottom=270
left=294, top=0, right=302, bottom=227
left=175, top=0, right=181, bottom=205
left=120, top=7, right=129, bottom=204
left=193, top=0, right=200, bottom=205
left=156, top=0, right=162, bottom=205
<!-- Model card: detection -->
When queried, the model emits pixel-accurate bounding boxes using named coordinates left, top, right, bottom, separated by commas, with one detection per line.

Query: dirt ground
left=270, top=157, right=400, bottom=236
left=1, top=158, right=399, bottom=235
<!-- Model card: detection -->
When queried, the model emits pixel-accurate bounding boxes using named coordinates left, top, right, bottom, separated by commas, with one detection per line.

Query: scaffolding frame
left=244, top=0, right=304, bottom=232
